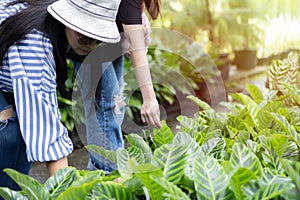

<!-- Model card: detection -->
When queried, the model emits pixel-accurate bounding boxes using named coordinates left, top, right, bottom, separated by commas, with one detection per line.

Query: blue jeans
left=0, top=91, right=32, bottom=195
left=74, top=56, right=125, bottom=173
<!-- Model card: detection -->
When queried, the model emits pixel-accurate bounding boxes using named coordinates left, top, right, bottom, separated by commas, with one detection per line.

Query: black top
left=116, top=0, right=142, bottom=32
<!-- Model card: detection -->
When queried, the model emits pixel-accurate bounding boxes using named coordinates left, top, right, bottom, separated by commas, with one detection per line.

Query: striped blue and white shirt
left=0, top=0, right=73, bottom=162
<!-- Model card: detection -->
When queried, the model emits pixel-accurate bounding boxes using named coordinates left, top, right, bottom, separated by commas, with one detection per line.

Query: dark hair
left=0, top=0, right=70, bottom=98
left=143, top=0, right=161, bottom=20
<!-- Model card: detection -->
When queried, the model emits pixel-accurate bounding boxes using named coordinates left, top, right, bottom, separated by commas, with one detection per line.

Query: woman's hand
left=141, top=97, right=162, bottom=128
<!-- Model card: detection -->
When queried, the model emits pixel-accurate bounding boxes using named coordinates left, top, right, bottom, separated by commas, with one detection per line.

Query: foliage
left=266, top=51, right=300, bottom=106
left=124, top=42, right=218, bottom=119
left=2, top=79, right=300, bottom=199
left=57, top=59, right=85, bottom=134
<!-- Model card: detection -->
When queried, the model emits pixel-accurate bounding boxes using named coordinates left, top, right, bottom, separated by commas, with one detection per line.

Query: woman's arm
left=122, top=24, right=161, bottom=128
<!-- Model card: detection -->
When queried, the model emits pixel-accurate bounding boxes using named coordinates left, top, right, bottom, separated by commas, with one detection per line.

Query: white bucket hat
left=47, top=0, right=121, bottom=43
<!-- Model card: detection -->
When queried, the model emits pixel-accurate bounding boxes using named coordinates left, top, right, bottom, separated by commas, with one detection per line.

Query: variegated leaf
left=230, top=167, right=257, bottom=200
left=229, top=143, right=263, bottom=177
left=125, top=134, right=153, bottom=162
left=150, top=175, right=190, bottom=200
left=4, top=168, right=49, bottom=200
left=194, top=156, right=229, bottom=200
left=87, top=182, right=133, bottom=200
left=44, top=167, right=77, bottom=199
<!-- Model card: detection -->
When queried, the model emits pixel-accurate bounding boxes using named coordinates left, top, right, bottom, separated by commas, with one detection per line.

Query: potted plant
left=227, top=0, right=264, bottom=69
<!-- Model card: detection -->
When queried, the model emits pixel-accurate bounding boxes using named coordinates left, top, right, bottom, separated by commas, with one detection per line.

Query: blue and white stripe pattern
left=0, top=0, right=73, bottom=162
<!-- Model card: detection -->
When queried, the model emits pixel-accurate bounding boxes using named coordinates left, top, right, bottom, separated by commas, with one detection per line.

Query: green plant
left=266, top=52, right=300, bottom=106
left=57, top=59, right=85, bottom=134
left=2, top=82, right=300, bottom=199
left=227, top=0, right=265, bottom=50
left=124, top=43, right=218, bottom=120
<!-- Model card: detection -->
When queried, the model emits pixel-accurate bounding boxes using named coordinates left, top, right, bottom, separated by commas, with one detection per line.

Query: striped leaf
left=73, top=170, right=104, bottom=186
left=187, top=95, right=213, bottom=111
left=116, top=149, right=133, bottom=177
left=173, top=132, right=202, bottom=180
left=134, top=164, right=165, bottom=200
left=125, top=134, right=153, bottom=162
left=153, top=121, right=174, bottom=147
left=229, top=143, right=263, bottom=177
left=281, top=159, right=300, bottom=190
left=56, top=180, right=101, bottom=200
left=270, top=113, right=300, bottom=145
left=230, top=168, right=257, bottom=200
left=266, top=134, right=289, bottom=157
left=251, top=176, right=294, bottom=200
left=246, top=84, right=263, bottom=104
left=127, top=146, right=145, bottom=164
left=201, top=137, right=226, bottom=158
left=85, top=145, right=117, bottom=163
left=282, top=141, right=298, bottom=159
left=256, top=110, right=273, bottom=130
left=3, top=168, right=49, bottom=200
left=194, top=156, right=229, bottom=200
left=150, top=175, right=190, bottom=200
left=163, top=143, right=188, bottom=183
left=259, top=135, right=283, bottom=171
left=87, top=182, right=133, bottom=200
left=44, top=167, right=77, bottom=199
left=153, top=144, right=172, bottom=168
left=237, top=93, right=261, bottom=126
left=0, top=187, right=28, bottom=200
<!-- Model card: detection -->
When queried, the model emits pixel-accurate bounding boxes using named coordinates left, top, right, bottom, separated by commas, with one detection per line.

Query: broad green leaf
left=229, top=143, right=263, bottom=177
left=153, top=144, right=172, bottom=168
left=44, top=167, right=77, bottom=199
left=176, top=115, right=207, bottom=135
left=85, top=145, right=117, bottom=163
left=56, top=180, right=101, bottom=200
left=201, top=137, right=225, bottom=158
left=266, top=134, right=289, bottom=157
left=282, top=141, right=298, bottom=159
left=187, top=95, right=212, bottom=110
left=125, top=134, right=153, bottom=162
left=127, top=146, right=145, bottom=164
left=256, top=110, right=273, bottom=130
left=246, top=84, right=263, bottom=104
left=173, top=132, right=202, bottom=180
left=0, top=187, right=28, bottom=200
left=163, top=143, right=188, bottom=184
left=237, top=93, right=261, bottom=126
left=227, top=115, right=247, bottom=133
left=259, top=135, right=283, bottom=171
left=72, top=170, right=104, bottom=186
left=122, top=176, right=142, bottom=193
left=270, top=113, right=300, bottom=145
left=153, top=121, right=174, bottom=147
left=87, top=182, right=133, bottom=200
left=150, top=175, right=190, bottom=200
left=4, top=168, right=49, bottom=200
left=194, top=156, right=229, bottom=200
left=230, top=168, right=257, bottom=200
left=245, top=139, right=258, bottom=153
left=281, top=159, right=300, bottom=190
left=251, top=176, right=295, bottom=200
left=116, top=149, right=133, bottom=178
left=134, top=164, right=165, bottom=200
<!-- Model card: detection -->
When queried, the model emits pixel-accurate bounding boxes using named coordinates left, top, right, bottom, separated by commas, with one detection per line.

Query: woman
left=0, top=0, right=121, bottom=191
left=71, top=0, right=162, bottom=173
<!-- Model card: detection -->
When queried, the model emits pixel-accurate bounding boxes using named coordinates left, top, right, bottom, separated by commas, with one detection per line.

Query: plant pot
left=234, top=49, right=257, bottom=70
left=216, top=53, right=231, bottom=80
